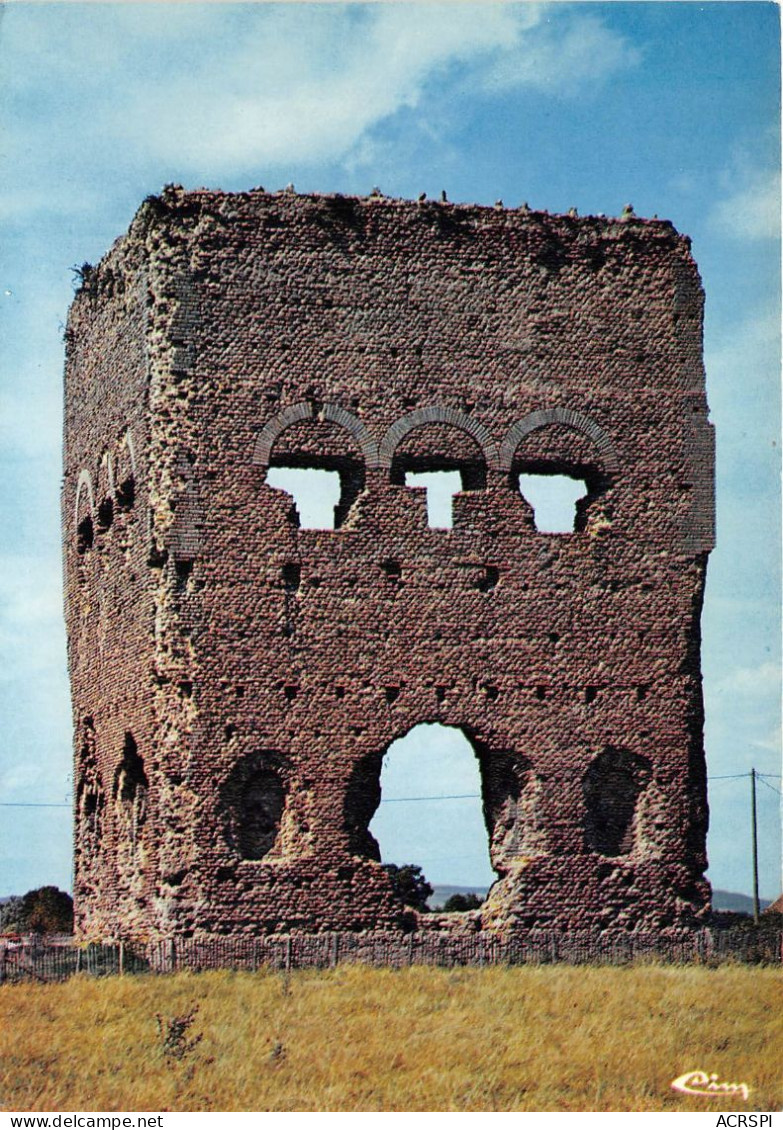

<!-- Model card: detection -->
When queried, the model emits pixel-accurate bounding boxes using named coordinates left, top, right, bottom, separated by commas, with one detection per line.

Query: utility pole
left=751, top=768, right=760, bottom=925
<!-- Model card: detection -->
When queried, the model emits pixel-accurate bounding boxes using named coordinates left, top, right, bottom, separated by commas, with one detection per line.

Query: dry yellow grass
left=1, top=964, right=780, bottom=1112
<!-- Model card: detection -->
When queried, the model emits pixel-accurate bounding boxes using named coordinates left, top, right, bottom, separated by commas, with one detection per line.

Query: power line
left=381, top=793, right=480, bottom=803
left=2, top=769, right=779, bottom=809
left=0, top=802, right=71, bottom=808
left=757, top=776, right=782, bottom=798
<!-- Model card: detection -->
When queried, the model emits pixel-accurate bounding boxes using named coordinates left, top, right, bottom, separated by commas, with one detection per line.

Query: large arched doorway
left=368, top=723, right=494, bottom=909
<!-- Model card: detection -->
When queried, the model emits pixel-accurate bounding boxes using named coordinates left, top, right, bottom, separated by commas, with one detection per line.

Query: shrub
left=442, top=892, right=483, bottom=912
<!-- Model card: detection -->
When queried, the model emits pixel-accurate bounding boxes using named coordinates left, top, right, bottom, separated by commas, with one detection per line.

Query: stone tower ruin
left=63, top=187, right=714, bottom=941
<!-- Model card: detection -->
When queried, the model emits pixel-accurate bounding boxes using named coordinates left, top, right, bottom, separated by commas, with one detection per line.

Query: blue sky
left=0, top=1, right=780, bottom=901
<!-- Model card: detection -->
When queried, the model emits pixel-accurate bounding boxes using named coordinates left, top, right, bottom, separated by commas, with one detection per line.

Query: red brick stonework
left=63, top=187, right=715, bottom=942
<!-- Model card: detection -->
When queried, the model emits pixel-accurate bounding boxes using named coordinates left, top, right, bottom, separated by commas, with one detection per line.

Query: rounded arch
left=221, top=751, right=289, bottom=861
left=499, top=408, right=619, bottom=477
left=74, top=469, right=95, bottom=528
left=113, top=429, right=138, bottom=512
left=117, top=428, right=138, bottom=479
left=100, top=450, right=115, bottom=495
left=354, top=722, right=495, bottom=899
left=253, top=401, right=380, bottom=467
left=379, top=406, right=498, bottom=471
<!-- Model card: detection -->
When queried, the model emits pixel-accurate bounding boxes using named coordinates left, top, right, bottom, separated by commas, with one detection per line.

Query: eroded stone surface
left=63, top=188, right=714, bottom=941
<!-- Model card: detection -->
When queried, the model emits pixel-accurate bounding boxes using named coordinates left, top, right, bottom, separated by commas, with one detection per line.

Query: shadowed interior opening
left=222, top=754, right=287, bottom=861
left=77, top=515, right=94, bottom=554
left=113, top=733, right=148, bottom=844
left=583, top=746, right=652, bottom=856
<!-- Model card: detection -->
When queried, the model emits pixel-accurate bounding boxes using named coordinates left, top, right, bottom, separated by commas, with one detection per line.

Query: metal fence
left=1, top=926, right=780, bottom=984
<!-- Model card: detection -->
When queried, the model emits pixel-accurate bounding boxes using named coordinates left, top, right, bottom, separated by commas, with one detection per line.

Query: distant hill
left=429, top=884, right=489, bottom=909
left=428, top=885, right=773, bottom=915
left=712, top=889, right=771, bottom=914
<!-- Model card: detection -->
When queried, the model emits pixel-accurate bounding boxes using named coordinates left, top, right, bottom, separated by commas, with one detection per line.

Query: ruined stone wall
left=63, top=242, right=156, bottom=939
left=64, top=188, right=714, bottom=941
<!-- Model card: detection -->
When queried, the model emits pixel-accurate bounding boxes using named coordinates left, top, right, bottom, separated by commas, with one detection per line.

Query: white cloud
left=705, top=305, right=781, bottom=387
left=710, top=166, right=781, bottom=242
left=478, top=11, right=640, bottom=96
left=751, top=725, right=782, bottom=755
left=711, top=661, right=782, bottom=702
left=112, top=5, right=524, bottom=169
left=2, top=4, right=640, bottom=187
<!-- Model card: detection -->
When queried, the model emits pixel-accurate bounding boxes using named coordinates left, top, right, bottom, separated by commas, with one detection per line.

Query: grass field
left=1, top=964, right=780, bottom=1112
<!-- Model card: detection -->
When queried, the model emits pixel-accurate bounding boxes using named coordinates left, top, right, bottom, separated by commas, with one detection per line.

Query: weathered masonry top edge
left=70, top=185, right=697, bottom=299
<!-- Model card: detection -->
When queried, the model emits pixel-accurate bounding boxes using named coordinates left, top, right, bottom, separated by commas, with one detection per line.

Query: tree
left=442, top=892, right=483, bottom=912
left=382, top=864, right=433, bottom=911
left=3, top=887, right=74, bottom=934
left=0, top=896, right=24, bottom=933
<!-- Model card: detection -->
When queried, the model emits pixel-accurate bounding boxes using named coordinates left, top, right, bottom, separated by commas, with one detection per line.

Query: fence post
left=119, top=940, right=125, bottom=977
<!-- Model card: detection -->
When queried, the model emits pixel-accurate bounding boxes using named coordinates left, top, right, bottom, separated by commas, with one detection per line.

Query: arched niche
left=113, top=733, right=148, bottom=845
left=75, top=470, right=95, bottom=555
left=76, top=717, right=105, bottom=863
left=114, top=430, right=137, bottom=512
left=582, top=746, right=652, bottom=857
left=97, top=451, right=115, bottom=534
left=221, top=752, right=288, bottom=861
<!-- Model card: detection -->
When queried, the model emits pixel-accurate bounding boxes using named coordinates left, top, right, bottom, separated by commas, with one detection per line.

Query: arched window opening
left=113, top=733, right=148, bottom=843
left=404, top=470, right=463, bottom=529
left=222, top=755, right=287, bottom=861
left=116, top=475, right=135, bottom=512
left=267, top=466, right=342, bottom=529
left=390, top=423, right=486, bottom=531
left=518, top=474, right=588, bottom=533
left=266, top=418, right=366, bottom=529
left=507, top=419, right=611, bottom=533
left=367, top=723, right=494, bottom=909
left=583, top=746, right=652, bottom=856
